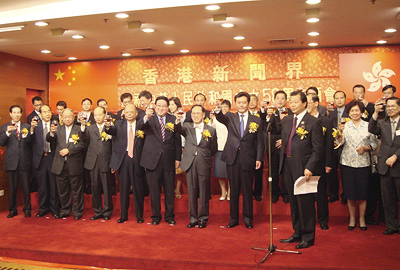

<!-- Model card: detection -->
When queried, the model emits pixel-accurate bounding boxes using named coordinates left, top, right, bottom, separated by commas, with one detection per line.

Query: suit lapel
left=153, top=115, right=164, bottom=143
left=233, top=112, right=241, bottom=138
left=283, top=114, right=294, bottom=144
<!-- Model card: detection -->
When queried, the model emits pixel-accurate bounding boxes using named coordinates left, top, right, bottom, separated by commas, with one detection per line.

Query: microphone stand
left=252, top=126, right=301, bottom=263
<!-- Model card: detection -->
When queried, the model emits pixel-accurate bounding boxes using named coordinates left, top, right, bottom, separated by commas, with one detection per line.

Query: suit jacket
left=83, top=124, right=112, bottom=172
left=176, top=122, right=217, bottom=174
left=369, top=117, right=400, bottom=177
left=184, top=109, right=211, bottom=123
left=216, top=111, right=264, bottom=170
left=31, top=121, right=56, bottom=169
left=27, top=110, right=40, bottom=125
left=137, top=114, right=182, bottom=171
left=316, top=115, right=334, bottom=174
left=328, top=106, right=349, bottom=128
left=51, top=115, right=64, bottom=126
left=0, top=122, right=32, bottom=171
left=363, top=102, right=375, bottom=122
left=47, top=124, right=85, bottom=176
left=279, top=112, right=323, bottom=175
left=107, top=119, right=144, bottom=171
left=117, top=107, right=145, bottom=120
left=74, top=112, right=95, bottom=126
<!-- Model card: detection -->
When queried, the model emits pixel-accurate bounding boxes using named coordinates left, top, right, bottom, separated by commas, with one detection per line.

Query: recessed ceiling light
left=41, top=50, right=51, bottom=54
left=306, top=18, right=319, bottom=23
left=141, top=28, right=155, bottom=33
left=99, top=45, right=110, bottom=49
left=121, top=52, right=131, bottom=57
left=35, top=21, right=48, bottom=27
left=68, top=57, right=77, bottom=60
left=243, top=46, right=252, bottom=50
left=377, top=40, right=387, bottom=44
left=164, top=40, right=175, bottom=45
left=385, top=28, right=397, bottom=33
left=308, top=42, right=318, bottom=46
left=72, top=34, right=84, bottom=39
left=308, top=32, right=319, bottom=36
left=0, top=25, right=24, bottom=32
left=306, top=0, right=321, bottom=4
left=221, top=23, right=234, bottom=28
left=234, top=36, right=245, bottom=40
left=115, top=13, right=129, bottom=18
left=206, top=5, right=220, bottom=11
left=180, top=49, right=189, bottom=53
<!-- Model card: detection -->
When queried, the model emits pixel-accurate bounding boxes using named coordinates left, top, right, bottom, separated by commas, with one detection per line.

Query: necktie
left=160, top=117, right=165, bottom=141
left=99, top=125, right=103, bottom=134
left=392, top=120, right=397, bottom=140
left=284, top=116, right=298, bottom=156
left=15, top=124, right=20, bottom=140
left=128, top=124, right=134, bottom=158
left=240, top=114, right=244, bottom=138
left=337, top=110, right=341, bottom=126
left=44, top=123, right=50, bottom=152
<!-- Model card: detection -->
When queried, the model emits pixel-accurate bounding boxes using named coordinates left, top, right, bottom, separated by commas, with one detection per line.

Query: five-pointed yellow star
left=54, top=69, right=65, bottom=81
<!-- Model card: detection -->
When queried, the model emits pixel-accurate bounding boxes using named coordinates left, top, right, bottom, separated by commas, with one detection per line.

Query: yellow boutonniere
left=249, top=122, right=259, bottom=133
left=322, top=126, right=326, bottom=136
left=202, top=129, right=212, bottom=141
left=254, top=113, right=260, bottom=118
left=345, top=117, right=351, bottom=122
left=86, top=122, right=91, bottom=126
left=296, top=125, right=308, bottom=140
left=332, top=128, right=342, bottom=138
left=21, top=128, right=29, bottom=135
left=112, top=119, right=116, bottom=124
left=204, top=117, right=210, bottom=125
left=165, top=122, right=174, bottom=132
left=100, top=132, right=109, bottom=141
left=135, top=130, right=145, bottom=138
left=71, top=134, right=80, bottom=145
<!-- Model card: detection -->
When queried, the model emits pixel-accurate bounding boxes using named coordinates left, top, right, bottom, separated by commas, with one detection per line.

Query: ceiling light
left=221, top=23, right=234, bottom=28
left=0, top=25, right=24, bottom=33
left=72, top=34, right=84, bottom=39
left=141, top=28, right=155, bottom=33
left=308, top=42, right=318, bottom=46
left=164, top=40, right=175, bottom=45
left=68, top=57, right=77, bottom=60
left=306, top=0, right=321, bottom=4
left=99, top=45, right=110, bottom=49
left=115, top=13, right=129, bottom=18
left=377, top=40, right=387, bottom=44
left=306, top=18, right=319, bottom=23
left=121, top=53, right=131, bottom=57
left=385, top=28, right=397, bottom=33
left=180, top=49, right=189, bottom=53
left=41, top=50, right=51, bottom=54
left=206, top=5, right=220, bottom=11
left=234, top=36, right=245, bottom=40
left=35, top=21, right=48, bottom=27
left=243, top=46, right=252, bottom=50
left=308, top=32, right=319, bottom=36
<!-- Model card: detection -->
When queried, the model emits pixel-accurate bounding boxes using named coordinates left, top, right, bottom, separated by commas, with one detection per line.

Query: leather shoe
left=282, top=195, right=290, bottom=203
left=90, top=215, right=103, bottom=220
left=166, top=219, right=176, bottom=225
left=152, top=220, right=160, bottom=225
left=74, top=215, right=82, bottom=220
left=383, top=229, right=398, bottom=235
left=254, top=195, right=262, bottom=201
left=295, top=240, right=314, bottom=249
left=280, top=236, right=301, bottom=243
left=137, top=218, right=144, bottom=223
left=187, top=222, right=198, bottom=228
left=104, top=216, right=111, bottom=221
left=198, top=222, right=207, bottom=228
left=320, top=223, right=329, bottom=230
left=245, top=223, right=253, bottom=229
left=117, top=217, right=128, bottom=223
left=271, top=195, right=279, bottom=203
left=7, top=211, right=18, bottom=218
left=226, top=222, right=238, bottom=228
left=25, top=212, right=31, bottom=218
left=36, top=211, right=48, bottom=218
left=56, top=213, right=69, bottom=219
left=360, top=226, right=368, bottom=231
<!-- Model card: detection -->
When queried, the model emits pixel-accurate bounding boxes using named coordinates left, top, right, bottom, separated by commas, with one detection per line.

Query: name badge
left=68, top=138, right=74, bottom=143
left=395, top=130, right=400, bottom=136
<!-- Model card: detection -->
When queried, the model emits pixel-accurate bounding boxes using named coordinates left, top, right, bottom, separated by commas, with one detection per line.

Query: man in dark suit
left=27, top=96, right=43, bottom=124
left=83, top=107, right=114, bottom=220
left=0, top=105, right=32, bottom=218
left=30, top=105, right=60, bottom=218
left=97, top=98, right=117, bottom=119
left=117, top=93, right=145, bottom=120
left=106, top=104, right=145, bottom=223
left=176, top=105, right=217, bottom=228
left=47, top=108, right=86, bottom=219
left=137, top=96, right=182, bottom=225
left=306, top=87, right=327, bottom=117
left=307, top=94, right=334, bottom=230
left=52, top=100, right=67, bottom=125
left=368, top=97, right=400, bottom=235
left=216, top=92, right=264, bottom=229
left=279, top=90, right=323, bottom=249
left=353, top=84, right=374, bottom=122
left=184, top=93, right=211, bottom=123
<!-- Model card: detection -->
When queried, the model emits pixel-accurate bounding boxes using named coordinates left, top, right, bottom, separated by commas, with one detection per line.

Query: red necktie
left=15, top=124, right=20, bottom=140
left=160, top=118, right=165, bottom=141
left=284, top=116, right=297, bottom=156
left=128, top=124, right=134, bottom=158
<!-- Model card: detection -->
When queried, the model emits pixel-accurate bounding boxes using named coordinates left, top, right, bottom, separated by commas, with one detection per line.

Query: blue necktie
left=240, top=114, right=244, bottom=138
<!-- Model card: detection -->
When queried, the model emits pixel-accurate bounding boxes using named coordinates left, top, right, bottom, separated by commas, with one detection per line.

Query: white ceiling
left=0, top=0, right=399, bottom=62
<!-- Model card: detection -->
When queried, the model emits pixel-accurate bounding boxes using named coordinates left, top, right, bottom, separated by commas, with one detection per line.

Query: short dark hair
left=9, top=105, right=22, bottom=113
left=274, top=90, right=287, bottom=100
left=191, top=104, right=205, bottom=113
left=353, top=84, right=366, bottom=93
left=249, top=94, right=258, bottom=101
left=386, top=97, right=400, bottom=106
left=309, top=95, right=320, bottom=103
left=39, top=104, right=51, bottom=113
left=382, top=84, right=396, bottom=93
left=306, top=87, right=319, bottom=95
left=194, top=93, right=206, bottom=101
left=95, top=106, right=106, bottom=114
left=81, top=98, right=92, bottom=105
left=97, top=98, right=107, bottom=106
left=155, top=96, right=169, bottom=106
left=221, top=100, right=231, bottom=108
left=139, top=90, right=152, bottom=100
left=346, top=100, right=365, bottom=114
left=234, top=92, right=250, bottom=102
left=168, top=97, right=182, bottom=108
left=120, top=93, right=133, bottom=102
left=333, top=91, right=346, bottom=99
left=290, top=90, right=307, bottom=104
left=56, top=100, right=67, bottom=108
left=32, top=96, right=42, bottom=104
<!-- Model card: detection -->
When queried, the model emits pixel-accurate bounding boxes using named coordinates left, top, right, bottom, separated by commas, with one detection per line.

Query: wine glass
left=104, top=114, right=112, bottom=123
left=32, top=116, right=40, bottom=122
left=148, top=104, right=155, bottom=113
left=339, top=117, right=347, bottom=125
left=51, top=119, right=59, bottom=127
left=81, top=112, right=88, bottom=122
left=281, top=107, right=288, bottom=116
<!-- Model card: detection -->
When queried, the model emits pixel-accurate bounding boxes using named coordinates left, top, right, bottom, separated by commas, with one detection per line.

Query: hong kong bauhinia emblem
left=363, top=61, right=395, bottom=92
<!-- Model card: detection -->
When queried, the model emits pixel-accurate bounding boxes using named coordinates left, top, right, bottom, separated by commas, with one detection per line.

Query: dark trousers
left=36, top=154, right=60, bottom=213
left=90, top=162, right=113, bottom=218
left=186, top=156, right=210, bottom=223
left=7, top=167, right=31, bottom=213
left=315, top=172, right=329, bottom=225
left=380, top=173, right=400, bottom=231
left=327, top=149, right=340, bottom=199
left=253, top=161, right=264, bottom=197
left=146, top=160, right=175, bottom=222
left=118, top=153, right=144, bottom=219
left=56, top=162, right=84, bottom=217
left=283, top=157, right=316, bottom=242
left=366, top=172, right=384, bottom=221
left=226, top=156, right=254, bottom=224
left=269, top=145, right=287, bottom=198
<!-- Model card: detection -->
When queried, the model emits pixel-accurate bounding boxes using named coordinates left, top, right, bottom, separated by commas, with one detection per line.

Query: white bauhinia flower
left=363, top=61, right=395, bottom=92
